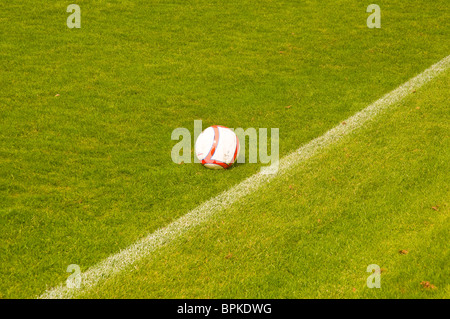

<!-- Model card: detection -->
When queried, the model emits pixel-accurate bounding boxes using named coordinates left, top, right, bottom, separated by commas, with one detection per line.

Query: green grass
left=80, top=68, right=450, bottom=299
left=0, top=0, right=449, bottom=298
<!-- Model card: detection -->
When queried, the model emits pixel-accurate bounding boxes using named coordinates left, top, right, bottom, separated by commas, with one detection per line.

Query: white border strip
left=39, top=55, right=450, bottom=299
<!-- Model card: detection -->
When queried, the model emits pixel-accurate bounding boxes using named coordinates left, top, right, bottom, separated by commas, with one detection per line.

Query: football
left=195, top=125, right=240, bottom=169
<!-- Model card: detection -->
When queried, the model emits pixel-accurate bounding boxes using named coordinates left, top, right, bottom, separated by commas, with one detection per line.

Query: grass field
left=0, top=0, right=449, bottom=299
left=79, top=69, right=450, bottom=298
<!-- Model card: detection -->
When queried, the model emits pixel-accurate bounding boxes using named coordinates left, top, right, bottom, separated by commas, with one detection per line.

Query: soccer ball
left=195, top=125, right=240, bottom=169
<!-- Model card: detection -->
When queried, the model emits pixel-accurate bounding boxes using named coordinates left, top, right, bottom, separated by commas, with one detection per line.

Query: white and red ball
left=195, top=125, right=240, bottom=169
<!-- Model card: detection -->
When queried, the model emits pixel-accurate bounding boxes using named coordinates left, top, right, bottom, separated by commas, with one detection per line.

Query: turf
left=0, top=0, right=449, bottom=298
left=80, top=67, right=450, bottom=299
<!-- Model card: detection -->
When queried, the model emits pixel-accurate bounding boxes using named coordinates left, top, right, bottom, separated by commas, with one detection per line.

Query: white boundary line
left=39, top=55, right=450, bottom=299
